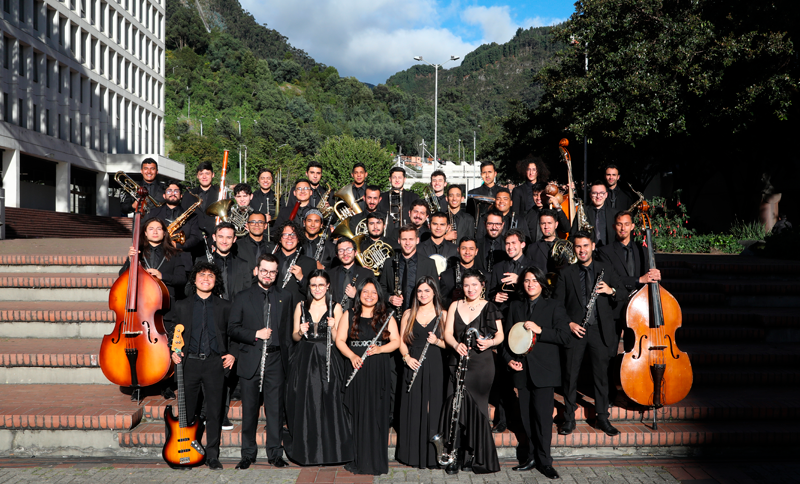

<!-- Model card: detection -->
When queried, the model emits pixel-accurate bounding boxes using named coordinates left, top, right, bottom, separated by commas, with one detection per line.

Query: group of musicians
left=120, top=157, right=659, bottom=477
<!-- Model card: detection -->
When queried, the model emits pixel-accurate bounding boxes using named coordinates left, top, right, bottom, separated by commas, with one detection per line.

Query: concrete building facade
left=0, top=0, right=182, bottom=217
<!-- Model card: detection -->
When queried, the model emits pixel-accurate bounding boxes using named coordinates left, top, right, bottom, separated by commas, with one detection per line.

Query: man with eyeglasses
left=326, top=237, right=372, bottom=311
left=228, top=254, right=295, bottom=469
left=283, top=162, right=329, bottom=211
left=276, top=179, right=315, bottom=226
left=572, top=181, right=616, bottom=248
left=476, top=210, right=508, bottom=275
left=235, top=212, right=276, bottom=272
left=146, top=182, right=201, bottom=252
left=300, top=209, right=335, bottom=269
left=274, top=221, right=317, bottom=303
left=120, top=158, right=166, bottom=216
left=476, top=187, right=530, bottom=242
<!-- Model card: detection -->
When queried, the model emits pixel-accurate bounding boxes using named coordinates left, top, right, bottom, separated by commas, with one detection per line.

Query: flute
left=345, top=310, right=395, bottom=387
left=407, top=315, right=440, bottom=392
left=258, top=302, right=271, bottom=393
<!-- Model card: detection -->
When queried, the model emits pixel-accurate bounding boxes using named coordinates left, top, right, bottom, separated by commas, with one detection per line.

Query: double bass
left=100, top=186, right=172, bottom=400
left=620, top=218, right=693, bottom=428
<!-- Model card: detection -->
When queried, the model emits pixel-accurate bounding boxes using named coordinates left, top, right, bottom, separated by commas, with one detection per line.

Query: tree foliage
left=314, top=136, right=394, bottom=190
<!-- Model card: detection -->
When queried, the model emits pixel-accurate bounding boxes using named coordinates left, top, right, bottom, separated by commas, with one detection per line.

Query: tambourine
left=507, top=322, right=537, bottom=355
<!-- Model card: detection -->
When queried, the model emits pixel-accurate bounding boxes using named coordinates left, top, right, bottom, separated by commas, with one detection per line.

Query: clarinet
left=301, top=301, right=309, bottom=339
left=201, top=230, right=214, bottom=263
left=581, top=269, right=605, bottom=328
left=407, top=315, right=441, bottom=392
left=314, top=216, right=333, bottom=260
left=258, top=302, right=271, bottom=393
left=345, top=310, right=395, bottom=387
left=393, top=253, right=402, bottom=308
left=510, top=211, right=518, bottom=229
left=341, top=275, right=358, bottom=309
left=281, top=247, right=304, bottom=289
left=326, top=298, right=333, bottom=382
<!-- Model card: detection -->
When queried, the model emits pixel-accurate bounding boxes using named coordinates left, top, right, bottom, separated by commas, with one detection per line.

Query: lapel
left=613, top=242, right=631, bottom=276
left=249, top=286, right=265, bottom=328
left=530, top=298, right=548, bottom=328
left=537, top=242, right=549, bottom=261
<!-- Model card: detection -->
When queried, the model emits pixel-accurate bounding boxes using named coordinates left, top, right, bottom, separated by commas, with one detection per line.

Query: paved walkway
left=0, top=457, right=796, bottom=483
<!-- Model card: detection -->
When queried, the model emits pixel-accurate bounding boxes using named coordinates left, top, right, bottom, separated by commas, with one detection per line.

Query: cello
left=100, top=186, right=172, bottom=400
left=620, top=214, right=692, bottom=428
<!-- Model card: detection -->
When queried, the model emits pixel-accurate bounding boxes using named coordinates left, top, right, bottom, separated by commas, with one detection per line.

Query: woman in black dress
left=335, top=277, right=400, bottom=475
left=285, top=270, right=352, bottom=465
left=396, top=275, right=448, bottom=468
left=441, top=269, right=504, bottom=474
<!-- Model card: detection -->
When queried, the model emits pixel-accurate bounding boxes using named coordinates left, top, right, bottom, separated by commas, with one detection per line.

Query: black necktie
left=401, top=259, right=408, bottom=301
left=219, top=256, right=229, bottom=300
left=625, top=245, right=635, bottom=276
left=610, top=189, right=617, bottom=208
left=199, top=299, right=211, bottom=354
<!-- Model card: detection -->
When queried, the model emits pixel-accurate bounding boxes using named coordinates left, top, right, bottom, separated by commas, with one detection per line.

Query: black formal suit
left=500, top=297, right=570, bottom=467
left=554, top=260, right=627, bottom=423
left=235, top=235, right=276, bottom=273
left=476, top=211, right=530, bottom=242
left=468, top=184, right=501, bottom=226
left=120, top=179, right=166, bottom=215
left=347, top=210, right=379, bottom=235
left=468, top=184, right=501, bottom=198
left=475, top=234, right=507, bottom=275
left=274, top=201, right=314, bottom=228
left=168, top=295, right=232, bottom=460
left=607, top=185, right=633, bottom=212
left=511, top=181, right=536, bottom=215
left=182, top=185, right=220, bottom=234
left=302, top=235, right=336, bottom=269
left=378, top=252, right=439, bottom=312
left=525, top=240, right=553, bottom=274
left=377, top=189, right=419, bottom=230
left=488, top=254, right=534, bottom=313
left=438, top=262, right=476, bottom=309
left=525, top=207, right=570, bottom=243
left=228, top=284, right=295, bottom=462
left=573, top=204, right=616, bottom=248
left=145, top=204, right=202, bottom=252
left=360, top=234, right=400, bottom=255
left=449, top=209, right=475, bottom=241
left=275, top=249, right=317, bottom=303
left=326, top=263, right=373, bottom=312
left=418, top=237, right=458, bottom=263
left=192, top=252, right=253, bottom=302
left=250, top=188, right=277, bottom=218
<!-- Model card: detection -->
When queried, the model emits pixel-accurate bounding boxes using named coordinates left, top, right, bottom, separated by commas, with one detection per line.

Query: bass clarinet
left=281, top=247, right=304, bottom=289
left=407, top=315, right=441, bottom=391
left=581, top=269, right=605, bottom=328
left=258, top=302, right=271, bottom=393
left=345, top=310, right=395, bottom=387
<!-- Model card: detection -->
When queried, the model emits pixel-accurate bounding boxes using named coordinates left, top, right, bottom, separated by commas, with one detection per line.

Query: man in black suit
left=525, top=184, right=570, bottom=243
left=119, top=158, right=166, bottom=216
left=501, top=266, right=570, bottom=479
left=195, top=222, right=253, bottom=300
left=475, top=210, right=508, bottom=276
left=477, top=188, right=530, bottom=242
left=326, top=237, right=373, bottom=312
left=418, top=212, right=458, bottom=262
left=604, top=165, right=633, bottom=211
left=228, top=254, right=294, bottom=469
left=430, top=170, right=448, bottom=210
left=468, top=162, right=501, bottom=232
left=572, top=181, right=616, bottom=248
left=526, top=209, right=562, bottom=274
left=146, top=182, right=201, bottom=252
left=554, top=231, right=627, bottom=437
left=282, top=162, right=329, bottom=211
left=489, top=229, right=532, bottom=313
left=511, top=157, right=548, bottom=215
left=445, top=185, right=475, bottom=243
left=168, top=262, right=234, bottom=470
left=350, top=163, right=369, bottom=211
left=398, top=199, right=431, bottom=242
left=250, top=168, right=276, bottom=221
left=182, top=162, right=220, bottom=235
left=275, top=179, right=316, bottom=226
left=379, top=224, right=440, bottom=313
left=235, top=212, right=275, bottom=271
left=597, top=211, right=660, bottom=300
left=348, top=185, right=382, bottom=235
left=439, top=236, right=480, bottom=309
left=274, top=221, right=317, bottom=303
left=378, top=167, right=420, bottom=236
left=301, top=209, right=335, bottom=269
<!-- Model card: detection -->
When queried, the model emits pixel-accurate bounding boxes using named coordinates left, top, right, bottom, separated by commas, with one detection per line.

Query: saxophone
left=317, top=183, right=334, bottom=218
left=167, top=191, right=202, bottom=245
left=575, top=198, right=594, bottom=234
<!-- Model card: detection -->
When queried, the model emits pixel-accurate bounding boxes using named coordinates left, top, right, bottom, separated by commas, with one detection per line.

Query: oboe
left=281, top=247, right=304, bottom=289
left=407, top=315, right=441, bottom=392
left=258, top=302, right=271, bottom=393
left=345, top=310, right=395, bottom=387
left=314, top=216, right=333, bottom=261
left=326, top=298, right=333, bottom=382
left=581, top=269, right=605, bottom=328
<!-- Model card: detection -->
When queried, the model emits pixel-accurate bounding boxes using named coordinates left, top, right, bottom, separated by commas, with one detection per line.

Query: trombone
left=114, top=171, right=163, bottom=214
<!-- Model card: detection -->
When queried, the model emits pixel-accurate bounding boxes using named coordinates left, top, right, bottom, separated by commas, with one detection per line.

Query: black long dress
left=342, top=312, right=392, bottom=475
left=439, top=301, right=501, bottom=474
left=395, top=317, right=445, bottom=468
left=285, top=305, right=354, bottom=465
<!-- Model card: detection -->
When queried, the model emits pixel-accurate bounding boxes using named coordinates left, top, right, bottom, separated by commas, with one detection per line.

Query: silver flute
left=581, top=269, right=605, bottom=328
left=258, top=302, right=271, bottom=393
left=345, top=310, right=395, bottom=387
left=407, top=315, right=441, bottom=392
left=281, top=247, right=304, bottom=289
left=326, top=298, right=333, bottom=382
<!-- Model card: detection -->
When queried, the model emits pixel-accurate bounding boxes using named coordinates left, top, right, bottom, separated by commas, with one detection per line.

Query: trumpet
left=114, top=171, right=163, bottom=214
left=168, top=191, right=202, bottom=244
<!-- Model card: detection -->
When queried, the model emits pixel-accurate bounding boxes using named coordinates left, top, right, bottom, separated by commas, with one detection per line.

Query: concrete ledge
left=0, top=367, right=111, bottom=384
left=0, top=265, right=119, bottom=273
left=0, top=429, right=121, bottom=456
left=0, top=288, right=108, bottom=302
left=0, top=322, right=113, bottom=339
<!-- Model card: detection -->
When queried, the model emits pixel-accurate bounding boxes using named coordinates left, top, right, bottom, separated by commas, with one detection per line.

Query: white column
left=96, top=171, right=109, bottom=216
left=55, top=161, right=71, bottom=213
left=1, top=149, right=21, bottom=208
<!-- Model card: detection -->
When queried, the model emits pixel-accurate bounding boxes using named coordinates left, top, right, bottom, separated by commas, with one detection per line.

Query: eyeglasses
left=295, top=187, right=312, bottom=192
left=591, top=192, right=607, bottom=197
left=281, top=233, right=298, bottom=239
left=337, top=248, right=354, bottom=254
left=486, top=222, right=503, bottom=227
left=258, top=269, right=279, bottom=276
left=165, top=189, right=181, bottom=194
left=248, top=221, right=266, bottom=226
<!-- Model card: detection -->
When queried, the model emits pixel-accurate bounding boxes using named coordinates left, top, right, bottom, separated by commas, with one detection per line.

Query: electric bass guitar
left=162, top=324, right=206, bottom=468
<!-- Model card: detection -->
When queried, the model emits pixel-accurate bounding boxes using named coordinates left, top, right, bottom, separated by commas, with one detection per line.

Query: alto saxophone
left=167, top=191, right=202, bottom=245
left=317, top=183, right=334, bottom=218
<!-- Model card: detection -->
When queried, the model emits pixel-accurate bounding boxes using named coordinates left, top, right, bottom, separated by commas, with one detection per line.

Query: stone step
left=0, top=302, right=114, bottom=338
left=0, top=385, right=143, bottom=430
left=0, top=338, right=108, bottom=384
left=693, top=368, right=800, bottom=387
left=0, top=265, right=120, bottom=274
left=3, top=207, right=133, bottom=239
left=0, top=254, right=125, bottom=275
left=0, top=273, right=114, bottom=302
left=120, top=419, right=800, bottom=450
left=682, top=307, right=800, bottom=327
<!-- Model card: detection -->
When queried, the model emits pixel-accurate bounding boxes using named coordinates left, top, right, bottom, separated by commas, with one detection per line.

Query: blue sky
left=236, top=0, right=578, bottom=85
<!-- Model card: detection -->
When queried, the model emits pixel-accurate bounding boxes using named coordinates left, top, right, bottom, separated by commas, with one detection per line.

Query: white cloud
left=522, top=15, right=568, bottom=28
left=234, top=0, right=565, bottom=84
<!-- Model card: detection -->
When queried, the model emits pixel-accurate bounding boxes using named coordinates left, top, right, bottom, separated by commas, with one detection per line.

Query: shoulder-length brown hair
left=349, top=277, right=391, bottom=341
left=140, top=217, right=180, bottom=261
left=402, top=275, right=444, bottom=345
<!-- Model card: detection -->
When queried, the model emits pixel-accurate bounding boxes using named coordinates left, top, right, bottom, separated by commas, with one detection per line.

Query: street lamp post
left=413, top=55, right=460, bottom=170
left=458, top=139, right=462, bottom=163
left=200, top=116, right=205, bottom=136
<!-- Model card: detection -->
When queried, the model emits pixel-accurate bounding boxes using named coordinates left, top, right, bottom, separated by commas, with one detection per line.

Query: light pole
left=243, top=145, right=248, bottom=183
left=458, top=139, right=462, bottom=163
left=474, top=124, right=480, bottom=164
left=200, top=116, right=205, bottom=136
left=186, top=86, right=190, bottom=117
left=236, top=119, right=241, bottom=137
left=413, top=55, right=460, bottom=169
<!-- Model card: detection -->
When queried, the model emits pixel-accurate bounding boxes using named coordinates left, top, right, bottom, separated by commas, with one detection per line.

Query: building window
left=80, top=122, right=84, bottom=146
left=18, top=46, right=25, bottom=77
left=46, top=108, right=51, bottom=135
left=33, top=53, right=39, bottom=82
left=19, top=98, right=25, bottom=128
left=99, top=44, right=104, bottom=74
left=70, top=117, right=74, bottom=142
left=18, top=0, right=24, bottom=22
left=3, top=0, right=9, bottom=14
left=69, top=72, right=74, bottom=98
left=46, top=59, right=51, bottom=87
left=46, top=9, right=52, bottom=37
left=90, top=0, right=95, bottom=24
left=3, top=37, right=9, bottom=69
left=59, top=17, right=66, bottom=46
left=33, top=105, right=38, bottom=132
left=58, top=65, right=62, bottom=93
left=33, top=1, right=40, bottom=30
left=2, top=93, right=8, bottom=121
left=80, top=77, right=84, bottom=103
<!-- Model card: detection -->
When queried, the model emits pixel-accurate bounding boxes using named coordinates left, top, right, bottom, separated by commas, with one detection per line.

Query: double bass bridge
left=123, top=331, right=143, bottom=336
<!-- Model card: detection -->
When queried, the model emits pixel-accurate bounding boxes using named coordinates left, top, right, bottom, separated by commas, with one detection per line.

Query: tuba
left=168, top=191, right=202, bottom=245
left=114, top=171, right=163, bottom=214
left=333, top=184, right=363, bottom=220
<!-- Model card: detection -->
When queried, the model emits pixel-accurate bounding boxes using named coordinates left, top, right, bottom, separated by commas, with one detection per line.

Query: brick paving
left=0, top=238, right=130, bottom=258
left=0, top=301, right=115, bottom=322
left=0, top=273, right=116, bottom=289
left=0, top=339, right=101, bottom=367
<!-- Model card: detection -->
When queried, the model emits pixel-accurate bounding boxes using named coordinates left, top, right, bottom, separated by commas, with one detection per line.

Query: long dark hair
left=403, top=276, right=443, bottom=345
left=349, top=277, right=390, bottom=341
left=516, top=266, right=552, bottom=299
left=186, top=261, right=225, bottom=297
left=305, top=269, right=332, bottom=307
left=139, top=217, right=180, bottom=261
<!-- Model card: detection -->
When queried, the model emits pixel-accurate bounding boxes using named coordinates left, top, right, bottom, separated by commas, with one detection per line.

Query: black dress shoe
left=461, top=455, right=473, bottom=472
left=445, top=461, right=459, bottom=475
left=491, top=421, right=507, bottom=433
left=537, top=464, right=560, bottom=479
left=235, top=456, right=254, bottom=469
left=558, top=420, right=576, bottom=435
left=512, top=459, right=537, bottom=471
left=596, top=419, right=620, bottom=436
left=269, top=457, right=289, bottom=468
left=207, top=458, right=223, bottom=470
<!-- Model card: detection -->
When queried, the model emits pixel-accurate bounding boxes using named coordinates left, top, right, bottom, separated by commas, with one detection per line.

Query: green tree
left=314, top=135, right=394, bottom=190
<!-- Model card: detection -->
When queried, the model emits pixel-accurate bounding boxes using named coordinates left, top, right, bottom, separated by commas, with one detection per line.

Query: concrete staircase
left=3, top=207, right=133, bottom=239
left=1, top=242, right=799, bottom=459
